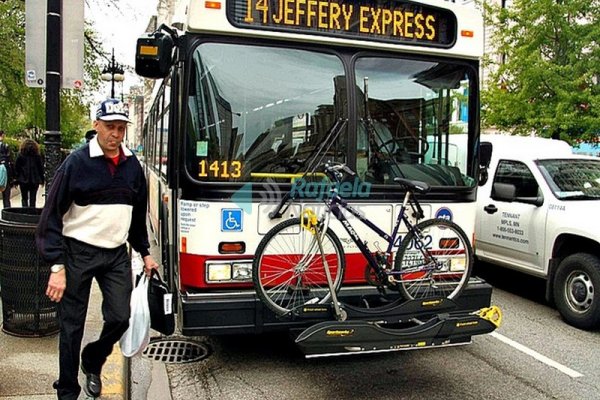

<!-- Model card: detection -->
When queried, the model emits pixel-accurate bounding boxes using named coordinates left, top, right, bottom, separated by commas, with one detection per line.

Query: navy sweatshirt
left=36, top=136, right=151, bottom=265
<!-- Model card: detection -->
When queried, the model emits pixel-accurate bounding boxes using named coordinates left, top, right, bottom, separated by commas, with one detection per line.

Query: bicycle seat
left=393, top=177, right=430, bottom=194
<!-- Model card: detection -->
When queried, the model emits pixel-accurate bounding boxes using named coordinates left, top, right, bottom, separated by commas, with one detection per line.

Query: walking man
left=36, top=98, right=159, bottom=400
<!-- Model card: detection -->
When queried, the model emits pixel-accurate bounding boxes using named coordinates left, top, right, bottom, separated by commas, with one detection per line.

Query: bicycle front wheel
left=394, top=218, right=473, bottom=301
left=253, top=218, right=346, bottom=316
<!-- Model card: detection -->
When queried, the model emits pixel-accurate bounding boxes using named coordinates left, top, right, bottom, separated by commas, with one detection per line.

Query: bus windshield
left=185, top=42, right=476, bottom=187
left=356, top=57, right=474, bottom=187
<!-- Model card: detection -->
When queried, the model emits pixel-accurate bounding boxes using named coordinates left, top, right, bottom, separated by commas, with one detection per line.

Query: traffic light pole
left=45, top=0, right=62, bottom=193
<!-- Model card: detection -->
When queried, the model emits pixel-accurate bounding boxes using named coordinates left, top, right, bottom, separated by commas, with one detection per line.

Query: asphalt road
left=143, top=264, right=600, bottom=400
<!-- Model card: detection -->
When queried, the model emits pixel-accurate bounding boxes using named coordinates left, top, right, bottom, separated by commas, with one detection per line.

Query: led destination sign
left=228, top=0, right=457, bottom=46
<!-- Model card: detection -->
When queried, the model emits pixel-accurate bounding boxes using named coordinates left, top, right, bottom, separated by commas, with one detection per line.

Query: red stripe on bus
left=179, top=251, right=465, bottom=289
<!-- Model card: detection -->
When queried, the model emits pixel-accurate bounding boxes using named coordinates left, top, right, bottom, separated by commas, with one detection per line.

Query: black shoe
left=53, top=380, right=79, bottom=400
left=80, top=365, right=102, bottom=398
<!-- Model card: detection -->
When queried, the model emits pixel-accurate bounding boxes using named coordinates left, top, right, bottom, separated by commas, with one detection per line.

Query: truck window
left=492, top=160, right=539, bottom=198
left=537, top=159, right=600, bottom=200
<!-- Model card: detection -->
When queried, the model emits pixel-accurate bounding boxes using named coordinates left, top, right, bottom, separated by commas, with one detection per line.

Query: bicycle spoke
left=395, top=219, right=472, bottom=301
left=254, top=218, right=345, bottom=315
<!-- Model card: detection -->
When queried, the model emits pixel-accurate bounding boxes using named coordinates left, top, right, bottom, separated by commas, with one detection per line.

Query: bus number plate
left=198, top=160, right=243, bottom=179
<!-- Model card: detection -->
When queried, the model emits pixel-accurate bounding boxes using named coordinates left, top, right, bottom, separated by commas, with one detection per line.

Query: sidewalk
left=0, top=187, right=127, bottom=400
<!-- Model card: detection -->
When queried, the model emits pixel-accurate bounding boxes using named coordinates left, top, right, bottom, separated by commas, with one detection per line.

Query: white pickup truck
left=475, top=134, right=600, bottom=329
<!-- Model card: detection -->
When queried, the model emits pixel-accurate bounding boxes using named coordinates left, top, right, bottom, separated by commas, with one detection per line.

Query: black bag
left=148, top=270, right=175, bottom=335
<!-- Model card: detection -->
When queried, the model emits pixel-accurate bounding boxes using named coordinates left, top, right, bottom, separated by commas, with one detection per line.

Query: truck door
left=477, top=160, right=546, bottom=273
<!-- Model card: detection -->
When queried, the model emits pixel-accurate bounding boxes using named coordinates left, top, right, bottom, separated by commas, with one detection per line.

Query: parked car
left=475, top=134, right=600, bottom=329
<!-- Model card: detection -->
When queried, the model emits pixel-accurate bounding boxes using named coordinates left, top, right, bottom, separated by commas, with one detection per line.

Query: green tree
left=0, top=0, right=104, bottom=150
left=482, top=0, right=600, bottom=142
left=0, top=0, right=30, bottom=133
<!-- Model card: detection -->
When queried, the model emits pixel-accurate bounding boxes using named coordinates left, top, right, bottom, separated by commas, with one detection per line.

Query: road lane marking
left=490, top=332, right=583, bottom=378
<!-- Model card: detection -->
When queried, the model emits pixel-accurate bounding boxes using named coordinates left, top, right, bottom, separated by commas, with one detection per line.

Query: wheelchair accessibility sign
left=221, top=209, right=243, bottom=232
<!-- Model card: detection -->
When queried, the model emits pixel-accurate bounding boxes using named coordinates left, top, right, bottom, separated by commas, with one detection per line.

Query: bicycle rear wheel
left=253, top=218, right=346, bottom=316
left=394, top=218, right=472, bottom=301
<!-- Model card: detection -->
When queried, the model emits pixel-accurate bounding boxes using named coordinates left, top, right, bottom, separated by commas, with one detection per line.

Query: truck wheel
left=553, top=253, right=600, bottom=330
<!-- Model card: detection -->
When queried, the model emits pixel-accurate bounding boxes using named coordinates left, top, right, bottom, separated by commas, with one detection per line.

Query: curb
left=100, top=343, right=129, bottom=400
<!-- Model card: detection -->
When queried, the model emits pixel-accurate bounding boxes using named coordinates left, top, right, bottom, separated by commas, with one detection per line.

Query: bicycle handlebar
left=322, top=162, right=356, bottom=182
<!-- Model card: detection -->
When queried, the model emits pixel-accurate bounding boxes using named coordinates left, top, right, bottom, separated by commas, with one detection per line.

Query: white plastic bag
left=120, top=274, right=150, bottom=357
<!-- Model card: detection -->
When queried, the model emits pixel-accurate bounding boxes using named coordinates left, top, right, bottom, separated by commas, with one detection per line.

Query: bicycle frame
left=323, top=188, right=418, bottom=274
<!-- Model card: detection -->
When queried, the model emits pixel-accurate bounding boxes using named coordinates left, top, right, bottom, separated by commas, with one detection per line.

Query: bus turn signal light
left=205, top=1, right=221, bottom=9
left=439, top=238, right=459, bottom=249
left=139, top=45, right=159, bottom=56
left=181, top=237, right=187, bottom=253
left=219, top=241, right=246, bottom=254
left=461, top=30, right=474, bottom=38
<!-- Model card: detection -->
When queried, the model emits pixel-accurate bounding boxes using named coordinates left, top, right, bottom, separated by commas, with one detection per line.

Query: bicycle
left=252, top=162, right=473, bottom=319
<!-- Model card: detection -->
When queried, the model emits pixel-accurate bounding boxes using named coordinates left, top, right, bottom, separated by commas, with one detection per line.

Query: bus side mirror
left=478, top=141, right=493, bottom=186
left=135, top=31, right=174, bottom=79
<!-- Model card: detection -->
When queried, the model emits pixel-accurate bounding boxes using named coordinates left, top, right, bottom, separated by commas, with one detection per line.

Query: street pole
left=110, top=49, right=115, bottom=98
left=45, top=0, right=62, bottom=194
left=102, top=48, right=124, bottom=99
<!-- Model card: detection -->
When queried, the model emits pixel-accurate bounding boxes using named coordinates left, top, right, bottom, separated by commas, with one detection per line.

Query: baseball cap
left=96, top=98, right=131, bottom=123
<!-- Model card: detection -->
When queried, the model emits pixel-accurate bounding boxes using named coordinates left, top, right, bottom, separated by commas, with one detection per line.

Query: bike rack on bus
left=287, top=295, right=501, bottom=357
left=294, top=306, right=501, bottom=357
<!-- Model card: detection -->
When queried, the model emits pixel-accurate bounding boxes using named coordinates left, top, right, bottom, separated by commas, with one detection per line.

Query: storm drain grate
left=142, top=338, right=211, bottom=364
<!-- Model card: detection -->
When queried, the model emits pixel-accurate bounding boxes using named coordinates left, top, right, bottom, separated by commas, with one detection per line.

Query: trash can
left=0, top=207, right=59, bottom=337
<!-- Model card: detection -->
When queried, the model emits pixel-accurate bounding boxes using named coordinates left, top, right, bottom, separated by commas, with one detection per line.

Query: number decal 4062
left=394, top=234, right=433, bottom=250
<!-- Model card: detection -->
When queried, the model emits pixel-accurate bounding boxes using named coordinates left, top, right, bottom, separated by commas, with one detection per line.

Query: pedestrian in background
left=0, top=130, right=14, bottom=208
left=36, top=98, right=159, bottom=400
left=15, top=138, right=45, bottom=208
left=85, top=129, right=96, bottom=143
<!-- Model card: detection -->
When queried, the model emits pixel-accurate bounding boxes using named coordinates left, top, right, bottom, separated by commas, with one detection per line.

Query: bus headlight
left=207, top=263, right=232, bottom=282
left=232, top=262, right=253, bottom=281
left=450, top=258, right=466, bottom=272
left=206, top=260, right=253, bottom=283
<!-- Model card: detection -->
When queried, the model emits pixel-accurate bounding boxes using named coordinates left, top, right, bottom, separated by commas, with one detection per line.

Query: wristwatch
left=50, top=264, right=65, bottom=273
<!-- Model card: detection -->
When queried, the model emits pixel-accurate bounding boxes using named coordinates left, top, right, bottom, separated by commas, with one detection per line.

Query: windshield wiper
left=362, top=77, right=405, bottom=179
left=559, top=194, right=599, bottom=200
left=268, top=118, right=348, bottom=219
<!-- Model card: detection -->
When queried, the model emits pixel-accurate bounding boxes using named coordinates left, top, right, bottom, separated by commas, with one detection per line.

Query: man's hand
left=46, top=269, right=66, bottom=302
left=143, top=255, right=159, bottom=277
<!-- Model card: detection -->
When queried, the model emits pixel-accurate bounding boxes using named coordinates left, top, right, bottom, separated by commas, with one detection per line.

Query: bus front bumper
left=179, top=278, right=493, bottom=336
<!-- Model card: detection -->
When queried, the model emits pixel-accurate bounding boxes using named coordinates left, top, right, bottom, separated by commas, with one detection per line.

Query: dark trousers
left=19, top=183, right=38, bottom=208
left=55, top=238, right=132, bottom=400
left=1, top=184, right=10, bottom=208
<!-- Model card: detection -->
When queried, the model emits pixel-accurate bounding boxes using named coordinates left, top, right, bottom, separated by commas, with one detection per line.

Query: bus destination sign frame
left=227, top=0, right=457, bottom=48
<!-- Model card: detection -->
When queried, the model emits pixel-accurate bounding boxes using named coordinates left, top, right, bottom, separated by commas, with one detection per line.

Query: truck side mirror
left=517, top=196, right=544, bottom=207
left=478, top=142, right=493, bottom=186
left=492, top=182, right=544, bottom=206
left=492, top=182, right=516, bottom=202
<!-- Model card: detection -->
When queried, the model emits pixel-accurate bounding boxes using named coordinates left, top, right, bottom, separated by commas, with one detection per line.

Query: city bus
left=136, top=0, right=494, bottom=344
